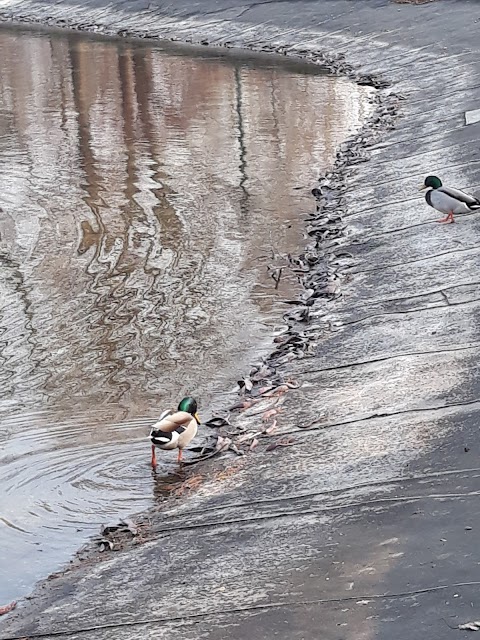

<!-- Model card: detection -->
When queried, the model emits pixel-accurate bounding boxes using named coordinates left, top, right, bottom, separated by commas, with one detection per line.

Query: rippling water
left=0, top=24, right=373, bottom=601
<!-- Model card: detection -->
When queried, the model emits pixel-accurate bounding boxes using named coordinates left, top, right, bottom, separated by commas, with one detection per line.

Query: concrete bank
left=2, top=0, right=480, bottom=638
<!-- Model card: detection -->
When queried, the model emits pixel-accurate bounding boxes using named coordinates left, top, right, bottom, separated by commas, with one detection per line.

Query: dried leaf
left=251, top=365, right=272, bottom=381
left=262, top=408, right=282, bottom=421
left=237, top=377, right=253, bottom=393
left=264, top=419, right=278, bottom=435
left=121, top=518, right=138, bottom=536
left=262, top=385, right=289, bottom=398
left=277, top=437, right=297, bottom=448
left=101, top=523, right=120, bottom=536
left=204, top=416, right=230, bottom=429
left=237, top=432, right=257, bottom=444
left=98, top=538, right=114, bottom=552
left=238, top=400, right=256, bottom=411
left=459, top=623, right=480, bottom=631
left=266, top=437, right=297, bottom=452
left=189, top=444, right=215, bottom=454
left=229, top=399, right=256, bottom=411
left=228, top=443, right=245, bottom=456
left=215, top=436, right=232, bottom=451
left=0, top=601, right=16, bottom=616
left=258, top=385, right=274, bottom=395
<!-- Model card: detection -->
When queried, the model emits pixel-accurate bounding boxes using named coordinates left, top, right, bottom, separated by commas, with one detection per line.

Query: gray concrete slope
left=2, top=1, right=480, bottom=639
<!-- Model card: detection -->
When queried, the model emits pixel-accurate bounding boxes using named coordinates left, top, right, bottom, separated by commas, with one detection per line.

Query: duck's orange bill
left=195, top=412, right=201, bottom=423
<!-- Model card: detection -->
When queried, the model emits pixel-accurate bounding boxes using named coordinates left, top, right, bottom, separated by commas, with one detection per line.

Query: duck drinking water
left=149, top=397, right=201, bottom=469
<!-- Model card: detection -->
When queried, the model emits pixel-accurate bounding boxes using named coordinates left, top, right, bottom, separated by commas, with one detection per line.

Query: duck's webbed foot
left=437, top=212, right=454, bottom=224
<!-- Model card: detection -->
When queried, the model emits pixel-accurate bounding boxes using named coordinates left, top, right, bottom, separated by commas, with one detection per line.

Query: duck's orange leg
left=177, top=448, right=183, bottom=464
left=437, top=211, right=454, bottom=224
left=151, top=444, right=157, bottom=470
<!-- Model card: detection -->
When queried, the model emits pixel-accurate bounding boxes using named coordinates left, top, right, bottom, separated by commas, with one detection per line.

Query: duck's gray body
left=426, top=186, right=480, bottom=215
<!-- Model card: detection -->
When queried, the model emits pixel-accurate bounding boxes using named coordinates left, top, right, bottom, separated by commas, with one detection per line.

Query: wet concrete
left=2, top=0, right=480, bottom=638
left=0, top=24, right=372, bottom=603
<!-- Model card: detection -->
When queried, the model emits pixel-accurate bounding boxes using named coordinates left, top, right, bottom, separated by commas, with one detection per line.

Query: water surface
left=0, top=25, right=373, bottom=601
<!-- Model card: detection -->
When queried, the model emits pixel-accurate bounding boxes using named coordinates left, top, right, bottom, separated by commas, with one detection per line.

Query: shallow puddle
left=0, top=25, right=373, bottom=601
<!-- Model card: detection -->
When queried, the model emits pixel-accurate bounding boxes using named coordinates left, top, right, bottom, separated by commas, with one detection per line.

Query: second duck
left=420, top=175, right=480, bottom=223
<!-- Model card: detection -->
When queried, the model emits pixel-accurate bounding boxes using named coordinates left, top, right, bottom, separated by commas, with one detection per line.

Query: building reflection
left=0, top=28, right=371, bottom=417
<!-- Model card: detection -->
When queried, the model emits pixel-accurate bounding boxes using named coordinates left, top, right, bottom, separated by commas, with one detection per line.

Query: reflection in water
left=0, top=26, right=373, bottom=601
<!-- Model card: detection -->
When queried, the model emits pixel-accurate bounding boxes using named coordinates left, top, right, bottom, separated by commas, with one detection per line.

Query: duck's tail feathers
left=151, top=434, right=173, bottom=445
left=150, top=429, right=181, bottom=446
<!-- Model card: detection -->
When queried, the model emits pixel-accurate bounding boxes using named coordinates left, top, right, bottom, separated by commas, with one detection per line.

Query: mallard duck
left=149, top=397, right=200, bottom=469
left=420, top=175, right=480, bottom=223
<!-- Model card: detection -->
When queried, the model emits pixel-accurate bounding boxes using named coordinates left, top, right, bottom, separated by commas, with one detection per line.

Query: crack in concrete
left=165, top=465, right=480, bottom=518
left=2, top=581, right=480, bottom=639
left=407, top=81, right=480, bottom=105
left=343, top=280, right=480, bottom=308
left=333, top=298, right=479, bottom=330
left=371, top=120, right=465, bottom=152
left=273, top=398, right=480, bottom=441
left=349, top=244, right=480, bottom=276
left=364, top=136, right=480, bottom=170
left=295, top=342, right=480, bottom=375
left=148, top=492, right=480, bottom=538
left=351, top=162, right=480, bottom=191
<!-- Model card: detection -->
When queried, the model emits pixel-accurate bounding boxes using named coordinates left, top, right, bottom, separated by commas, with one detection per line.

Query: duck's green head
left=420, top=175, right=442, bottom=190
left=178, top=396, right=200, bottom=423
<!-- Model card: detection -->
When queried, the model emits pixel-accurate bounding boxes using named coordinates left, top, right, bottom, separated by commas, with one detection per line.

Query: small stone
left=465, top=109, right=480, bottom=126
